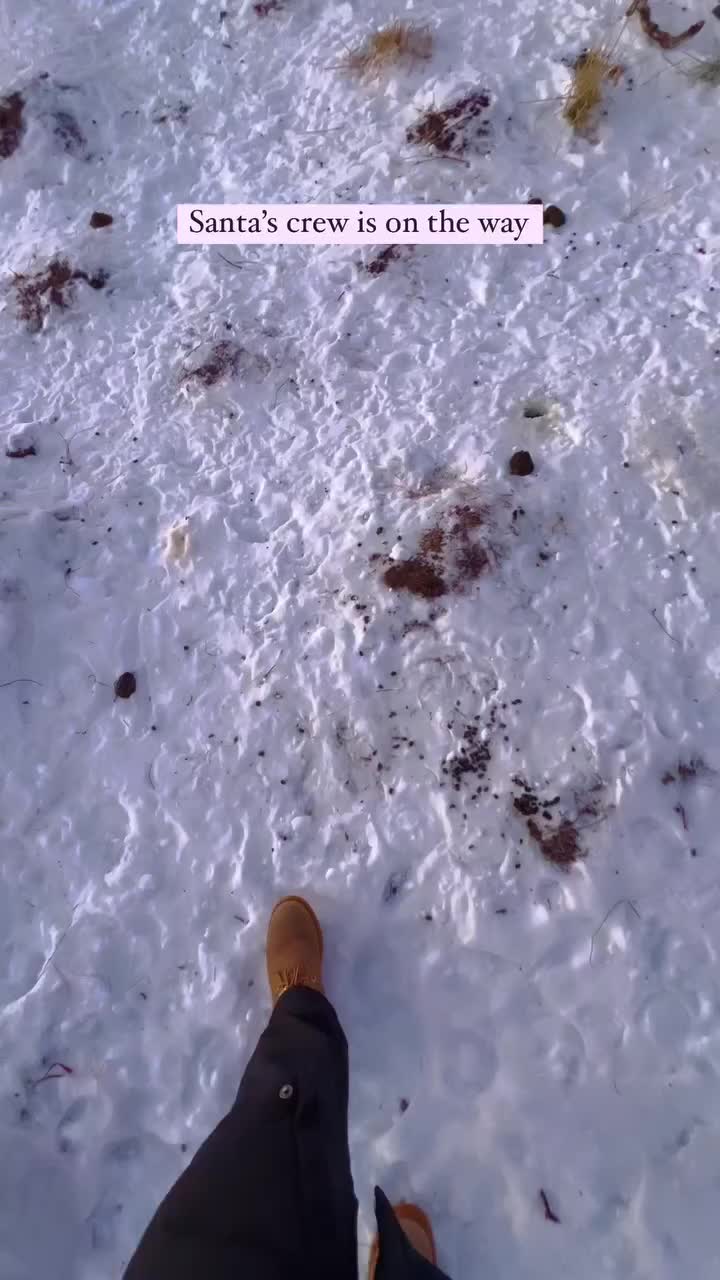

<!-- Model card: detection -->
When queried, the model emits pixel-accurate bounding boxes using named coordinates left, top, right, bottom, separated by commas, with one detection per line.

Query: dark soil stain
left=0, top=91, right=24, bottom=159
left=523, top=401, right=547, bottom=419
left=52, top=109, right=87, bottom=156
left=13, top=258, right=109, bottom=333
left=182, top=341, right=242, bottom=387
left=661, top=756, right=713, bottom=785
left=407, top=90, right=491, bottom=156
left=383, top=868, right=410, bottom=902
left=181, top=340, right=270, bottom=387
left=509, top=450, right=535, bottom=476
left=364, top=245, right=414, bottom=276
left=6, top=445, right=36, bottom=458
left=543, top=205, right=566, bottom=228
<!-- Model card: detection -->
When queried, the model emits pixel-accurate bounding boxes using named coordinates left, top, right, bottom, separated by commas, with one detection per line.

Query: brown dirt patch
left=456, top=544, right=490, bottom=578
left=181, top=341, right=270, bottom=388
left=13, top=258, right=109, bottom=333
left=364, top=245, right=412, bottom=276
left=0, top=92, right=24, bottom=160
left=528, top=818, right=582, bottom=867
left=418, top=527, right=445, bottom=557
left=380, top=498, right=502, bottom=600
left=407, top=91, right=491, bottom=157
left=383, top=556, right=447, bottom=599
left=182, top=340, right=241, bottom=387
left=512, top=775, right=584, bottom=869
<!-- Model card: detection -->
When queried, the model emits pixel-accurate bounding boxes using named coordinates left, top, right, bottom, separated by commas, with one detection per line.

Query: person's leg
left=372, top=1188, right=453, bottom=1280
left=123, top=899, right=358, bottom=1280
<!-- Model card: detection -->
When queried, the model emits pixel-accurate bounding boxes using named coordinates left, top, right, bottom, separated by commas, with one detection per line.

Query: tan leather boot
left=368, top=1203, right=437, bottom=1277
left=266, top=895, right=324, bottom=1005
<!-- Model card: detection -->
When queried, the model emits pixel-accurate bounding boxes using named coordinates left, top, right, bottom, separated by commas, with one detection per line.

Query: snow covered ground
left=2, top=0, right=720, bottom=1275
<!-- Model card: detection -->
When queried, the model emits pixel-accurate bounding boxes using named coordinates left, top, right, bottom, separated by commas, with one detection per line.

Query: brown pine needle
left=342, top=22, right=433, bottom=79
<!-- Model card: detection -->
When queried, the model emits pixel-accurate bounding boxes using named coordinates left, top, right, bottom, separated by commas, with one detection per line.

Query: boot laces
left=274, top=966, right=322, bottom=999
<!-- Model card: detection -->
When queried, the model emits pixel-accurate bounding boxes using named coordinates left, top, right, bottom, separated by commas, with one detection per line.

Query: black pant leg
left=374, top=1188, right=453, bottom=1280
left=123, top=988, right=358, bottom=1280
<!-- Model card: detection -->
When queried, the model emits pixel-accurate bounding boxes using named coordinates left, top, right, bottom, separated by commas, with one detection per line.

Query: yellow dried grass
left=562, top=47, right=624, bottom=132
left=343, top=21, right=433, bottom=79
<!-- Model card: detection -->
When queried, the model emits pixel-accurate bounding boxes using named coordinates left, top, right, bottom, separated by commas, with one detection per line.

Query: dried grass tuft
left=562, top=48, right=623, bottom=133
left=343, top=22, right=433, bottom=79
left=685, top=55, right=720, bottom=86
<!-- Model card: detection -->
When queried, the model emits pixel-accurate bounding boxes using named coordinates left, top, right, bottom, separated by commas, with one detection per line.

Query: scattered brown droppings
left=0, top=91, right=24, bottom=160
left=401, top=619, right=432, bottom=638
left=89, top=211, right=114, bottom=229
left=114, top=671, right=137, bottom=699
left=446, top=724, right=491, bottom=788
left=513, top=791, right=540, bottom=817
left=662, top=756, right=713, bottom=785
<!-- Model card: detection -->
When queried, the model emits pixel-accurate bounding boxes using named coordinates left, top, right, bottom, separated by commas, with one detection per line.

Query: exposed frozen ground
left=2, top=0, right=720, bottom=1275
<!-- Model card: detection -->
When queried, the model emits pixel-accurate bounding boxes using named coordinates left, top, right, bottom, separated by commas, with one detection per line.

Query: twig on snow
left=31, top=1062, right=73, bottom=1087
left=590, top=899, right=641, bottom=963
left=539, top=1189, right=561, bottom=1223
left=650, top=608, right=680, bottom=644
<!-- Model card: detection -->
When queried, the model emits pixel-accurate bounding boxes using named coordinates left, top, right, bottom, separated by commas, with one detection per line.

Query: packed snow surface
left=1, top=0, right=720, bottom=1276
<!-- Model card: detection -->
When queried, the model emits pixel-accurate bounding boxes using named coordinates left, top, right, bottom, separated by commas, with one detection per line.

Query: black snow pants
left=123, top=987, right=451, bottom=1280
